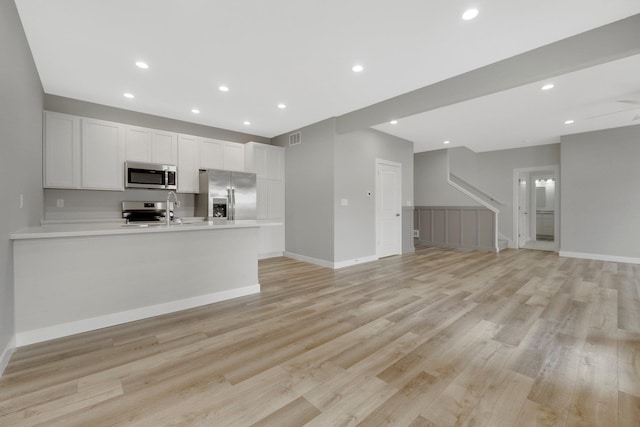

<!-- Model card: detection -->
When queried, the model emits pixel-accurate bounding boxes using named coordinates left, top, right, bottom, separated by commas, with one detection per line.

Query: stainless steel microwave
left=125, top=161, right=177, bottom=190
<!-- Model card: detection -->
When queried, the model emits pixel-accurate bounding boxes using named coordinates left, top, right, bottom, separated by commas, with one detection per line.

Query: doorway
left=376, top=159, right=402, bottom=258
left=513, top=166, right=559, bottom=251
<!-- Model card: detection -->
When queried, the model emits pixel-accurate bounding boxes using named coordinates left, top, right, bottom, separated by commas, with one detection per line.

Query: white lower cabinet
left=258, top=224, right=285, bottom=259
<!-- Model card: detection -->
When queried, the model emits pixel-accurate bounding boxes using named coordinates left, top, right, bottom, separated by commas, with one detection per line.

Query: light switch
left=341, top=198, right=349, bottom=206
left=56, top=199, right=64, bottom=208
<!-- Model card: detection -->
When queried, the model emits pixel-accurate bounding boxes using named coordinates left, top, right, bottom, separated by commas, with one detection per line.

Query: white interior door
left=376, top=159, right=402, bottom=258
left=517, top=173, right=530, bottom=247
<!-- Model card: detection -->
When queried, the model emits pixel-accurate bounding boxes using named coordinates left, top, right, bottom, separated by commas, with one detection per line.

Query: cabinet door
left=258, top=225, right=285, bottom=259
left=177, top=134, right=199, bottom=193
left=151, top=130, right=177, bottom=165
left=44, top=111, right=80, bottom=188
left=199, top=139, right=223, bottom=170
left=253, top=145, right=268, bottom=178
left=223, top=142, right=245, bottom=171
left=256, top=180, right=268, bottom=219
left=266, top=146, right=284, bottom=180
left=125, top=126, right=151, bottom=162
left=81, top=118, right=125, bottom=190
left=266, top=180, right=284, bottom=220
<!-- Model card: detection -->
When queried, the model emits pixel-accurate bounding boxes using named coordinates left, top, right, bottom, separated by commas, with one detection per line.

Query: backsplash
left=44, top=189, right=195, bottom=222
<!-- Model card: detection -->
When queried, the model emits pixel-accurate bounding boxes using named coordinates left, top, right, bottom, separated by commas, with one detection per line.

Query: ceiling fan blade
left=616, top=99, right=640, bottom=105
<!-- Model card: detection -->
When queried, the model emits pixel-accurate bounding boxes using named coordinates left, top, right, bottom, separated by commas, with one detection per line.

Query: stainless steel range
left=122, top=201, right=173, bottom=224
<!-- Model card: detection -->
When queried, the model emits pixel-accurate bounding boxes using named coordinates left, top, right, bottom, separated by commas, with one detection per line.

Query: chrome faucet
left=166, top=191, right=178, bottom=225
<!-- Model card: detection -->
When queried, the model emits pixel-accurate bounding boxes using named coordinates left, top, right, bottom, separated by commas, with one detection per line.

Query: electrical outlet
left=19, top=194, right=24, bottom=209
left=56, top=199, right=64, bottom=208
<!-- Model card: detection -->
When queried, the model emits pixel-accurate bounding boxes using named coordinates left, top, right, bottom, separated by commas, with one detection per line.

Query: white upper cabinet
left=199, top=138, right=223, bottom=170
left=125, top=126, right=177, bottom=165
left=244, top=142, right=283, bottom=180
left=199, top=139, right=245, bottom=171
left=124, top=126, right=151, bottom=162
left=81, top=118, right=125, bottom=190
left=150, top=130, right=177, bottom=164
left=223, top=142, right=245, bottom=171
left=43, top=111, right=81, bottom=189
left=177, top=134, right=199, bottom=193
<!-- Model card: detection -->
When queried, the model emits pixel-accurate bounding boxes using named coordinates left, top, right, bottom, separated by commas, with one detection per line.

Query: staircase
left=447, top=173, right=506, bottom=253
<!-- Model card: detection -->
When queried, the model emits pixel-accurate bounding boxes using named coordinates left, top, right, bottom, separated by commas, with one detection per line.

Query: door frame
left=512, top=165, right=560, bottom=249
left=375, top=158, right=402, bottom=258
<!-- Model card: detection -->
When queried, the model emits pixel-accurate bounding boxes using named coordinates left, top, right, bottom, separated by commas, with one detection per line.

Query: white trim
left=0, top=336, right=16, bottom=377
left=559, top=251, right=640, bottom=265
left=284, top=252, right=379, bottom=269
left=513, top=165, right=560, bottom=250
left=15, top=285, right=260, bottom=347
left=258, top=251, right=284, bottom=260
left=284, top=252, right=334, bottom=269
left=334, top=255, right=379, bottom=269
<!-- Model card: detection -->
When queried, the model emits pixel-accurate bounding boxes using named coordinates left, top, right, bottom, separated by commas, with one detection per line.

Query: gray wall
left=45, top=95, right=271, bottom=144
left=334, top=128, right=414, bottom=262
left=449, top=146, right=479, bottom=183
left=561, top=125, right=640, bottom=258
left=414, top=144, right=560, bottom=245
left=474, top=144, right=560, bottom=243
left=273, top=119, right=335, bottom=263
left=0, top=0, right=44, bottom=368
left=414, top=149, right=479, bottom=207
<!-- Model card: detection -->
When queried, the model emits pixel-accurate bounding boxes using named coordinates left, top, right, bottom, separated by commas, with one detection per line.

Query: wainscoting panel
left=414, top=206, right=495, bottom=251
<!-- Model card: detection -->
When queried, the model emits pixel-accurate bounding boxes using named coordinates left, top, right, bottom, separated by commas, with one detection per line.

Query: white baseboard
left=284, top=252, right=379, bottom=269
left=0, top=336, right=16, bottom=377
left=258, top=251, right=284, bottom=260
left=559, top=251, right=640, bottom=265
left=333, top=255, right=378, bottom=269
left=15, top=285, right=260, bottom=347
left=284, top=252, right=334, bottom=269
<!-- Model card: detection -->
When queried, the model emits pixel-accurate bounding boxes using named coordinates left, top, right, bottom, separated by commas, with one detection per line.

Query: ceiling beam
left=336, top=13, right=640, bottom=134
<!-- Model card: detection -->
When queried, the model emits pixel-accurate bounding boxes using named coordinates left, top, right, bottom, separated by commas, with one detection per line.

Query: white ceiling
left=15, top=0, right=640, bottom=151
left=374, top=54, right=640, bottom=152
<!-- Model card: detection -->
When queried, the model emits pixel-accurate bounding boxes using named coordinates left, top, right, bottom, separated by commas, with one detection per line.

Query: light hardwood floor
left=1, top=247, right=639, bottom=426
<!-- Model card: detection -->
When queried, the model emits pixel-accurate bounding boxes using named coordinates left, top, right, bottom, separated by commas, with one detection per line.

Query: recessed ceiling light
left=564, top=119, right=575, bottom=124
left=135, top=61, right=148, bottom=69
left=462, top=8, right=479, bottom=20
left=277, top=103, right=286, bottom=109
left=541, top=83, right=555, bottom=91
left=352, top=64, right=364, bottom=73
left=243, top=121, right=251, bottom=126
left=390, top=120, right=398, bottom=125
left=219, top=85, right=229, bottom=92
left=123, top=93, right=134, bottom=99
left=443, top=140, right=451, bottom=145
left=191, top=108, right=200, bottom=114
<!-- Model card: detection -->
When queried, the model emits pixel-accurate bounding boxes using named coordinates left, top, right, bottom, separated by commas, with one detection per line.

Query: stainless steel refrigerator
left=195, top=169, right=257, bottom=220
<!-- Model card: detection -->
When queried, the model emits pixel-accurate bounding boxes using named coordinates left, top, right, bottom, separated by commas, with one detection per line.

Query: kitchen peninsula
left=11, top=221, right=259, bottom=346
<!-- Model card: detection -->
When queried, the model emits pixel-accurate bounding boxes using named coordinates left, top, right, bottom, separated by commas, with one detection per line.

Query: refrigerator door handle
left=231, top=188, right=236, bottom=220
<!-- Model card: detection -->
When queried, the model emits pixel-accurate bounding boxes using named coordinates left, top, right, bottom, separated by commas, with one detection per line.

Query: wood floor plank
left=0, top=248, right=638, bottom=426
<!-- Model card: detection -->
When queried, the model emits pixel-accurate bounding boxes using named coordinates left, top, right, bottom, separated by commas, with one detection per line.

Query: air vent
left=289, top=132, right=301, bottom=146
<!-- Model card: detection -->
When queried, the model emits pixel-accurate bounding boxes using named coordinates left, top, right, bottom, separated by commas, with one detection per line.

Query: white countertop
left=9, top=219, right=280, bottom=240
